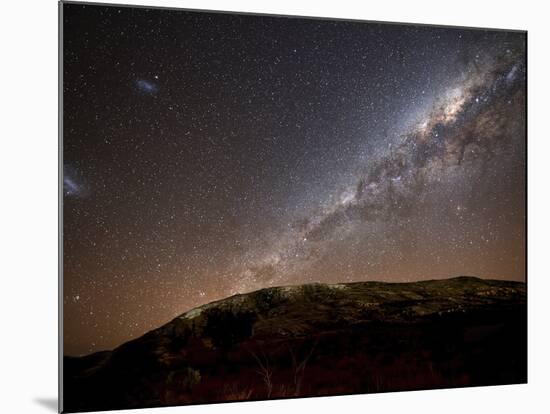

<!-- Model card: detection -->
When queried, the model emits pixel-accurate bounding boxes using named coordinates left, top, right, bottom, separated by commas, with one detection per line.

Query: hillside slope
left=63, top=276, right=527, bottom=412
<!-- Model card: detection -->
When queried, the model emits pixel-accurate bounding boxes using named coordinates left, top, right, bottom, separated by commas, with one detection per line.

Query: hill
left=63, top=276, right=527, bottom=412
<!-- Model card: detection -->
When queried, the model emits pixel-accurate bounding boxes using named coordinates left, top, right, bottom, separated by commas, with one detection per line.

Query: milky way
left=232, top=48, right=525, bottom=293
left=62, top=4, right=526, bottom=355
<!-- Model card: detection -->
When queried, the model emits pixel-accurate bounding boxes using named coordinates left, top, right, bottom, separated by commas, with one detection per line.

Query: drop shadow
left=34, top=397, right=58, bottom=412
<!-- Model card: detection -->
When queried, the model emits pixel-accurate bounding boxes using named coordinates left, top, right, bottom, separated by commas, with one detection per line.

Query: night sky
left=62, top=3, right=526, bottom=356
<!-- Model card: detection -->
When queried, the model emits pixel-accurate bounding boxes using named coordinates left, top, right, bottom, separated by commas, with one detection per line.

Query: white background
left=1, top=0, right=548, bottom=413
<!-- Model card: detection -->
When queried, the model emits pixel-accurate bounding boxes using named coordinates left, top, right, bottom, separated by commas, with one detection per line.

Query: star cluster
left=63, top=4, right=526, bottom=355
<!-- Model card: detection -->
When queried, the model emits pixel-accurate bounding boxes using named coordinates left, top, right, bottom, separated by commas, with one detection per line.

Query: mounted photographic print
left=60, top=1, right=527, bottom=412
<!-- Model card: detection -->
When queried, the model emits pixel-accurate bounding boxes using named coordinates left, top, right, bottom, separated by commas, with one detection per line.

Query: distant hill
left=63, top=276, right=527, bottom=412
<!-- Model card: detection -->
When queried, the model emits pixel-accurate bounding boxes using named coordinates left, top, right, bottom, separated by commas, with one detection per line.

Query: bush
left=203, top=308, right=257, bottom=349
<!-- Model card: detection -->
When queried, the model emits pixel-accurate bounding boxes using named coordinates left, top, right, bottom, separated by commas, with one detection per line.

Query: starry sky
left=62, top=3, right=526, bottom=356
